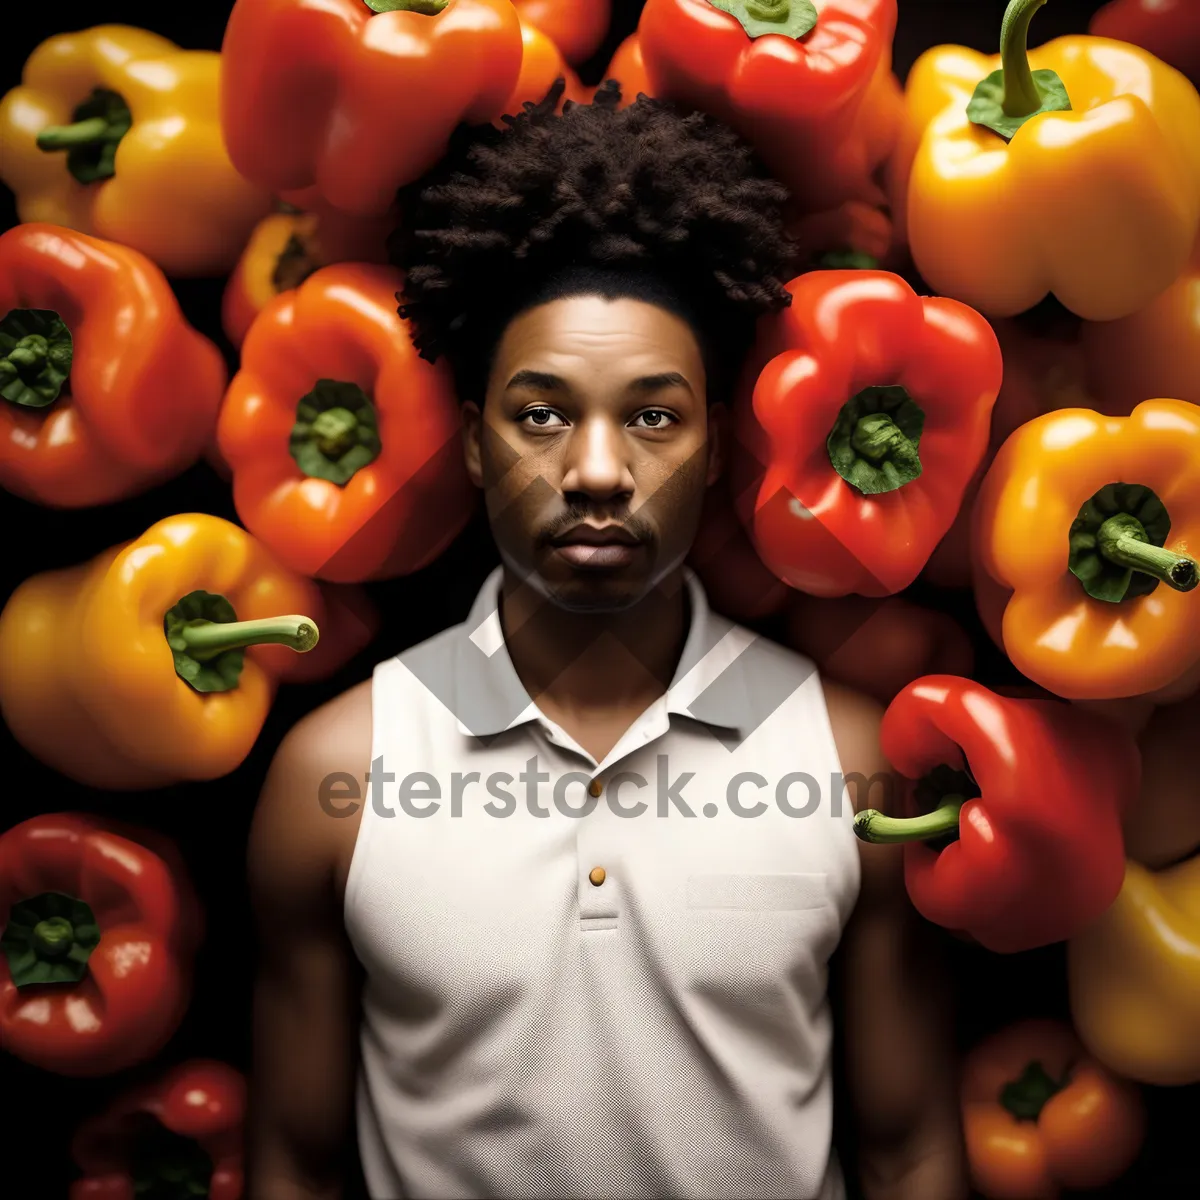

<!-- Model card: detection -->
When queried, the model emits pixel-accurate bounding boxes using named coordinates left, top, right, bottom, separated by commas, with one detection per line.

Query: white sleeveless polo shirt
left=344, top=565, right=862, bottom=1199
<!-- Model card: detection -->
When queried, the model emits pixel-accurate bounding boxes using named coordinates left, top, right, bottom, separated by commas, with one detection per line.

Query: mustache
left=537, top=506, right=656, bottom=546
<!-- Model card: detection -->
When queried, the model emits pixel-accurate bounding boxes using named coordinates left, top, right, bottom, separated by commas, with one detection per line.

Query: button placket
left=577, top=771, right=620, bottom=924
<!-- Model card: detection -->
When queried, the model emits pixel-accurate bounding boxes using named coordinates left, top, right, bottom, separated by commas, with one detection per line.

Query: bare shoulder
left=819, top=677, right=898, bottom=816
left=247, top=677, right=374, bottom=917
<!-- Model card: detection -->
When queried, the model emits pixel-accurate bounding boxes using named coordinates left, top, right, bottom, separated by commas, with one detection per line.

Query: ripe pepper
left=1121, top=692, right=1200, bottom=871
left=686, top=479, right=791, bottom=622
left=69, top=1059, right=245, bottom=1200
left=0, top=813, right=203, bottom=1077
left=221, top=204, right=397, bottom=351
left=0, top=514, right=322, bottom=788
left=888, top=0, right=1200, bottom=322
left=637, top=0, right=899, bottom=214
left=1080, top=233, right=1200, bottom=418
left=962, top=1017, right=1145, bottom=1199
left=599, top=32, right=653, bottom=109
left=853, top=675, right=1138, bottom=953
left=514, top=0, right=611, bottom=67
left=971, top=398, right=1200, bottom=702
left=217, top=263, right=477, bottom=583
left=0, top=222, right=226, bottom=508
left=784, top=594, right=974, bottom=707
left=219, top=0, right=524, bottom=219
left=1068, top=853, right=1200, bottom=1086
left=1091, top=0, right=1200, bottom=91
left=731, top=269, right=1003, bottom=597
left=0, top=26, right=272, bottom=278
left=500, top=29, right=589, bottom=129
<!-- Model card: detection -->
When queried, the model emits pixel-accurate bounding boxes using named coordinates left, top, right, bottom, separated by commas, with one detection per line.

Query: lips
left=551, top=523, right=642, bottom=547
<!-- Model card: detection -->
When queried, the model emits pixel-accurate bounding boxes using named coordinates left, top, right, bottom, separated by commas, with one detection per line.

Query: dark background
left=2, top=2, right=1195, bottom=1196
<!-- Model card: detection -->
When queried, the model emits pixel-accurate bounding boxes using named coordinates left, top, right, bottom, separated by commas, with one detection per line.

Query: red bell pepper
left=731, top=269, right=1003, bottom=597
left=637, top=0, right=899, bottom=213
left=219, top=0, right=524, bottom=218
left=686, top=478, right=791, bottom=621
left=784, top=593, right=974, bottom=706
left=1091, top=0, right=1200, bottom=90
left=853, top=676, right=1138, bottom=953
left=0, top=813, right=202, bottom=1076
left=69, top=1059, right=245, bottom=1200
left=515, top=0, right=611, bottom=67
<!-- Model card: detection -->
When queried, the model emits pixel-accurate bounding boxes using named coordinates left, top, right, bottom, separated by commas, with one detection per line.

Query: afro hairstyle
left=388, top=76, right=803, bottom=410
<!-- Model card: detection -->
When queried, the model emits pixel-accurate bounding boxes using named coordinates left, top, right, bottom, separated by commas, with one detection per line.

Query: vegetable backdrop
left=1, top=1, right=1197, bottom=1197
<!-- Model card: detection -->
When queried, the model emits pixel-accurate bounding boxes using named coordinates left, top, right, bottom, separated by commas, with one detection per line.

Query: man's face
left=461, top=293, right=723, bottom=613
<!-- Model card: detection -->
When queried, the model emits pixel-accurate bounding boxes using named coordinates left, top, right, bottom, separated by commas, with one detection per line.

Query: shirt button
left=589, top=866, right=606, bottom=886
left=588, top=777, right=603, bottom=797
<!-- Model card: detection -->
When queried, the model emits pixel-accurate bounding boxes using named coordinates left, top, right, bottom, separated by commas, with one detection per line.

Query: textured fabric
left=345, top=566, right=862, bottom=1199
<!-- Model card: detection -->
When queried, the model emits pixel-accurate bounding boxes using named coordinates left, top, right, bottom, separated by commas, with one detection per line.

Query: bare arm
left=245, top=683, right=371, bottom=1200
left=824, top=681, right=968, bottom=1200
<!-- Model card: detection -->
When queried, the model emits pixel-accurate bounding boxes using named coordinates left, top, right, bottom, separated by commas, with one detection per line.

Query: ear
left=461, top=399, right=484, bottom=489
left=705, top=401, right=728, bottom=486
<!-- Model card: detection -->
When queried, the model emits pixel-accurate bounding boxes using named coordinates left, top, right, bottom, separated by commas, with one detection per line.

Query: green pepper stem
left=36, top=117, right=112, bottom=150
left=1099, top=519, right=1199, bottom=592
left=999, top=0, right=1049, bottom=118
left=363, top=0, right=450, bottom=13
left=851, top=413, right=906, bottom=464
left=33, top=917, right=74, bottom=958
left=178, top=615, right=319, bottom=660
left=854, top=796, right=965, bottom=844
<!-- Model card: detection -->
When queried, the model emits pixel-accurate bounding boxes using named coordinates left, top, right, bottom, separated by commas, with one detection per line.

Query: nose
left=559, top=416, right=636, bottom=503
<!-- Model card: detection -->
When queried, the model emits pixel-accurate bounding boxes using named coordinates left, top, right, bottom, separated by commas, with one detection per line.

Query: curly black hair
left=388, top=77, right=802, bottom=409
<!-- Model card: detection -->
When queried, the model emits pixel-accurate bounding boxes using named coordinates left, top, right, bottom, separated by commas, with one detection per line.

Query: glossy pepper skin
left=971, top=399, right=1200, bottom=702
left=855, top=676, right=1138, bottom=953
left=0, top=514, right=323, bottom=787
left=1091, top=0, right=1200, bottom=91
left=785, top=594, right=974, bottom=707
left=69, top=1059, right=245, bottom=1200
left=1081, top=233, right=1200, bottom=418
left=217, top=263, right=477, bottom=583
left=1068, top=853, right=1200, bottom=1086
left=219, top=0, right=524, bottom=219
left=637, top=0, right=900, bottom=214
left=731, top=270, right=1003, bottom=597
left=222, top=205, right=396, bottom=351
left=499, top=29, right=589, bottom=128
left=598, top=33, right=653, bottom=109
left=888, top=3, right=1200, bottom=322
left=0, top=813, right=203, bottom=1077
left=0, top=26, right=271, bottom=278
left=0, top=223, right=226, bottom=508
left=515, top=0, right=610, bottom=66
left=1122, top=693, right=1200, bottom=870
left=962, top=1017, right=1145, bottom=1199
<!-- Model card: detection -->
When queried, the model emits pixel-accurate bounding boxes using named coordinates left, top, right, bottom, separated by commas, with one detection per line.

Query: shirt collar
left=451, top=563, right=754, bottom=740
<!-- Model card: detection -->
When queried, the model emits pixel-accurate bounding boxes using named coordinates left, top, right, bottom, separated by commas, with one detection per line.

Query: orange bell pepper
left=221, top=204, right=396, bottom=351
left=971, top=398, right=1200, bottom=702
left=784, top=592, right=974, bottom=706
left=0, top=222, right=225, bottom=507
left=1081, top=233, right=1200, bottom=418
left=0, top=514, right=324, bottom=787
left=599, top=32, right=653, bottom=110
left=499, top=21, right=589, bottom=127
left=514, top=0, right=610, bottom=67
left=219, top=0, right=524, bottom=219
left=962, top=1017, right=1145, bottom=1199
left=217, top=262, right=477, bottom=583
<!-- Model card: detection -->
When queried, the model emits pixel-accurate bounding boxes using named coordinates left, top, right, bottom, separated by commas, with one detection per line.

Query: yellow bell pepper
left=0, top=25, right=272, bottom=277
left=1068, top=855, right=1200, bottom=1086
left=888, top=0, right=1200, bottom=322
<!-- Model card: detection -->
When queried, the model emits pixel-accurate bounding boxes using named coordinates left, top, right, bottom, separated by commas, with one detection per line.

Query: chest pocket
left=668, top=870, right=842, bottom=1016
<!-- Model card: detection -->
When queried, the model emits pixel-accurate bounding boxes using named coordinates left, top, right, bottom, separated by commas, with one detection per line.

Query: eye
left=518, top=406, right=568, bottom=428
left=630, top=409, right=677, bottom=429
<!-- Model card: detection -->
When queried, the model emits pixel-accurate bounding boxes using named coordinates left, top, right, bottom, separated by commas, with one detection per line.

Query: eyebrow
left=505, top=369, right=693, bottom=396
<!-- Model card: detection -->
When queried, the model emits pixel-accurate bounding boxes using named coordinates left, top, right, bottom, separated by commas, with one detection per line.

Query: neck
left=498, top=566, right=691, bottom=724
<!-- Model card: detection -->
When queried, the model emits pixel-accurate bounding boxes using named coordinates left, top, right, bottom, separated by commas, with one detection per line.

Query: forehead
left=492, top=294, right=706, bottom=380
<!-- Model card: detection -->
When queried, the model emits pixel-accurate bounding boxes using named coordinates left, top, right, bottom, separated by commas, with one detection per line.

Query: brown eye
left=631, top=409, right=676, bottom=429
left=520, top=407, right=567, bottom=428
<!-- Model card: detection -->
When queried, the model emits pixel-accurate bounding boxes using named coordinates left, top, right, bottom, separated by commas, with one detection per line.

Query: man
left=246, top=79, right=967, bottom=1200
